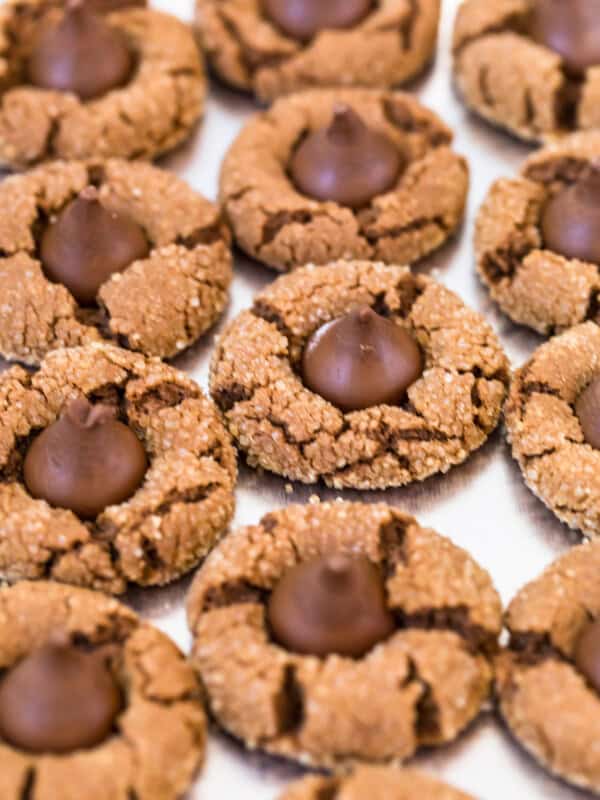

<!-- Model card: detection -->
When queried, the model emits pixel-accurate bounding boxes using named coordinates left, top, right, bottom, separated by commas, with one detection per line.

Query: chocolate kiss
left=27, top=0, right=134, bottom=100
left=541, top=172, right=600, bottom=265
left=529, top=0, right=600, bottom=77
left=268, top=553, right=395, bottom=657
left=575, top=619, right=600, bottom=694
left=575, top=375, right=600, bottom=449
left=23, top=397, right=147, bottom=520
left=88, top=0, right=145, bottom=10
left=302, top=305, right=423, bottom=412
left=290, top=105, right=403, bottom=208
left=0, top=641, right=122, bottom=754
left=40, top=185, right=149, bottom=306
left=262, top=0, right=372, bottom=42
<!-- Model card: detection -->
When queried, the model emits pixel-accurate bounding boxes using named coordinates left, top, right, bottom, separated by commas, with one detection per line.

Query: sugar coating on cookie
left=210, top=260, right=509, bottom=490
left=187, top=501, right=502, bottom=767
left=220, top=89, right=468, bottom=272
left=0, top=342, right=237, bottom=594
left=497, top=540, right=600, bottom=792
left=0, top=1, right=205, bottom=168
left=476, top=132, right=600, bottom=334
left=196, top=0, right=440, bottom=102
left=0, top=158, right=232, bottom=364
left=0, top=580, right=206, bottom=799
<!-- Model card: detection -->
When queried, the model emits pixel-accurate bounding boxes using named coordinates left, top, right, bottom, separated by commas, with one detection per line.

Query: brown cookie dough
left=196, top=0, right=440, bottom=103
left=0, top=580, right=206, bottom=800
left=496, top=540, right=600, bottom=792
left=504, top=321, right=600, bottom=538
left=279, top=766, right=475, bottom=800
left=0, top=1, right=205, bottom=169
left=0, top=158, right=232, bottom=364
left=452, top=0, right=600, bottom=143
left=0, top=342, right=237, bottom=594
left=210, top=260, right=509, bottom=490
left=220, top=89, right=469, bottom=272
left=476, top=132, right=600, bottom=334
left=187, top=501, right=502, bottom=768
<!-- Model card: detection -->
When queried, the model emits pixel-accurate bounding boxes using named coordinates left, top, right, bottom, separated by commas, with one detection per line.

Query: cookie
left=196, top=0, right=440, bottom=103
left=0, top=158, right=232, bottom=365
left=476, top=132, right=600, bottom=334
left=220, top=89, right=469, bottom=272
left=504, top=321, right=600, bottom=538
left=187, top=501, right=502, bottom=768
left=0, top=0, right=205, bottom=169
left=0, top=342, right=237, bottom=594
left=452, top=0, right=600, bottom=143
left=0, top=580, right=205, bottom=800
left=496, top=539, right=600, bottom=792
left=210, top=260, right=509, bottom=490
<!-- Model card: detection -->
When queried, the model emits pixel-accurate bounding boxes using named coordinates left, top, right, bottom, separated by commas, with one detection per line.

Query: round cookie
left=0, top=0, right=205, bottom=169
left=504, top=321, right=600, bottom=538
left=0, top=342, right=237, bottom=594
left=0, top=580, right=205, bottom=800
left=496, top=540, right=600, bottom=792
left=476, top=132, right=600, bottom=334
left=210, top=260, right=509, bottom=490
left=219, top=89, right=469, bottom=272
left=186, top=501, right=502, bottom=768
left=279, top=767, right=475, bottom=800
left=0, top=158, right=232, bottom=365
left=452, top=0, right=600, bottom=143
left=196, top=0, right=440, bottom=103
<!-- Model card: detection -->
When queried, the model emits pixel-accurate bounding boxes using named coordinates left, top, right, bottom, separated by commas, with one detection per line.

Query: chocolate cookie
left=220, top=89, right=469, bottom=272
left=0, top=158, right=232, bottom=364
left=279, top=767, right=475, bottom=800
left=0, top=580, right=205, bottom=800
left=187, top=501, right=502, bottom=767
left=476, top=132, right=600, bottom=334
left=504, top=321, right=600, bottom=538
left=496, top=540, right=600, bottom=792
left=210, top=260, right=509, bottom=490
left=196, top=0, right=440, bottom=102
left=0, top=0, right=204, bottom=169
left=452, top=0, right=600, bottom=143
left=0, top=342, right=237, bottom=594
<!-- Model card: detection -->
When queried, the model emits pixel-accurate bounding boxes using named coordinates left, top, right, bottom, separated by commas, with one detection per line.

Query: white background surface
left=14, top=0, right=597, bottom=796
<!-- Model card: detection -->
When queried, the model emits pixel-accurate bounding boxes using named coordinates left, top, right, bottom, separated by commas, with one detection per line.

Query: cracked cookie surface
left=0, top=580, right=206, bottom=800
left=505, top=322, right=600, bottom=538
left=210, top=260, right=509, bottom=490
left=219, top=89, right=468, bottom=272
left=279, top=766, right=475, bottom=800
left=476, top=132, right=600, bottom=334
left=0, top=1, right=205, bottom=169
left=0, top=158, right=232, bottom=364
left=496, top=541, right=600, bottom=792
left=195, top=0, right=440, bottom=103
left=452, top=0, right=600, bottom=143
left=186, top=501, right=502, bottom=768
left=0, top=342, right=237, bottom=594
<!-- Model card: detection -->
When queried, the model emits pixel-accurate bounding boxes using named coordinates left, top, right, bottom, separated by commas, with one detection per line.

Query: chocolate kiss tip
left=357, top=306, right=373, bottom=323
left=79, top=185, right=100, bottom=202
left=64, top=397, right=114, bottom=429
left=327, top=105, right=364, bottom=142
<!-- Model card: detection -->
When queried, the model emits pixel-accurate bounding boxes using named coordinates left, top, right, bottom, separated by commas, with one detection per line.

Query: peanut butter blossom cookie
left=0, top=342, right=237, bottom=594
left=0, top=158, right=232, bottom=364
left=505, top=321, right=600, bottom=538
left=0, top=0, right=204, bottom=169
left=0, top=581, right=205, bottom=800
left=279, top=767, right=475, bottom=800
left=496, top=540, right=600, bottom=792
left=187, top=501, right=502, bottom=767
left=220, top=89, right=468, bottom=272
left=476, top=132, right=600, bottom=334
left=453, top=0, right=600, bottom=143
left=196, top=0, right=440, bottom=102
left=210, top=260, right=509, bottom=490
